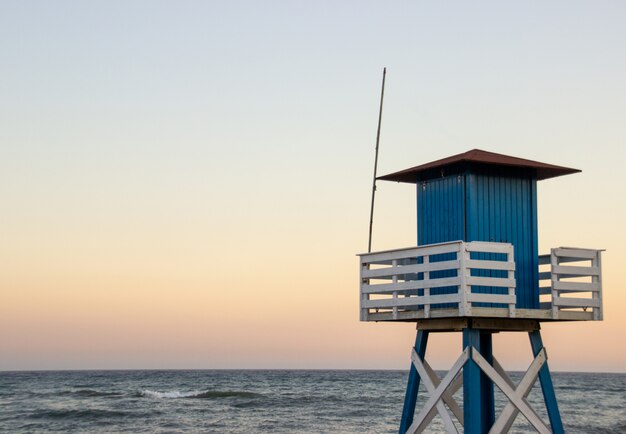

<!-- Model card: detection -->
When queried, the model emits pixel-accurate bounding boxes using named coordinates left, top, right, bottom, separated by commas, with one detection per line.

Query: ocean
left=0, top=370, right=624, bottom=433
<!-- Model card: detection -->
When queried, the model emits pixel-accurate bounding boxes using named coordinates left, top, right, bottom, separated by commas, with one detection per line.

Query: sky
left=1, top=1, right=625, bottom=372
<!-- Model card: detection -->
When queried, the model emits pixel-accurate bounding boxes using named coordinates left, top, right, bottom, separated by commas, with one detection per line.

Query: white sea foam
left=139, top=389, right=259, bottom=399
left=141, top=390, right=201, bottom=399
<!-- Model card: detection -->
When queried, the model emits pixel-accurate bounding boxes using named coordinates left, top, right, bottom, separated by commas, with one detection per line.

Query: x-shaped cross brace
left=473, top=348, right=551, bottom=434
left=405, top=346, right=552, bottom=434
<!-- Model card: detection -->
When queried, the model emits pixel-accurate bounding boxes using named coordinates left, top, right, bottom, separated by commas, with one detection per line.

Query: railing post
left=459, top=242, right=472, bottom=317
left=550, top=248, right=559, bottom=320
left=360, top=259, right=369, bottom=321
left=593, top=251, right=603, bottom=321
left=423, top=255, right=430, bottom=319
left=392, top=259, right=398, bottom=320
left=508, top=245, right=516, bottom=318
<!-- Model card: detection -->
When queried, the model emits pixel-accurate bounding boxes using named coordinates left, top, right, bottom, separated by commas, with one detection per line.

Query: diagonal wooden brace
left=410, top=350, right=463, bottom=433
left=416, top=375, right=464, bottom=433
left=472, top=349, right=551, bottom=434
left=420, top=354, right=464, bottom=427
left=489, top=349, right=547, bottom=433
left=407, top=347, right=469, bottom=434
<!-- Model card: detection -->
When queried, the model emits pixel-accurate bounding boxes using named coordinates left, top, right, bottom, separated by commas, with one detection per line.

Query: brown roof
left=378, top=149, right=580, bottom=183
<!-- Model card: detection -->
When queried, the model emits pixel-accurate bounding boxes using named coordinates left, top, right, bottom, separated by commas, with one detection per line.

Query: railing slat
left=553, top=297, right=601, bottom=308
left=552, top=265, right=599, bottom=276
left=361, top=259, right=460, bottom=279
left=359, top=242, right=461, bottom=263
left=361, top=276, right=461, bottom=294
left=466, top=276, right=516, bottom=288
left=538, top=271, right=551, bottom=280
left=538, top=255, right=551, bottom=265
left=553, top=281, right=601, bottom=292
left=553, top=248, right=599, bottom=259
left=539, top=286, right=551, bottom=295
left=465, top=242, right=513, bottom=254
left=467, top=293, right=516, bottom=304
left=466, top=259, right=515, bottom=271
left=556, top=257, right=594, bottom=264
left=362, top=294, right=461, bottom=309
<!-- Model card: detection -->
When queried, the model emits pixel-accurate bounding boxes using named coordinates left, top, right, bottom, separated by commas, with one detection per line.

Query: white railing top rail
left=358, top=240, right=463, bottom=266
left=358, top=240, right=464, bottom=256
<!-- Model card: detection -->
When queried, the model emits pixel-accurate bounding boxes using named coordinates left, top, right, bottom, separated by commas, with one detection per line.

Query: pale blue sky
left=1, top=1, right=625, bottom=370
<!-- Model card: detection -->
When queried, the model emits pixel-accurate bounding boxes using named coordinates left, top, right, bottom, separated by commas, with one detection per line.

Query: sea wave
left=29, top=408, right=130, bottom=420
left=139, top=390, right=261, bottom=399
left=62, top=389, right=123, bottom=398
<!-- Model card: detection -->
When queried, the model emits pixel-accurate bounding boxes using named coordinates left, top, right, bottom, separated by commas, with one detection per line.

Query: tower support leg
left=479, top=332, right=495, bottom=429
left=529, top=330, right=564, bottom=434
left=463, top=328, right=494, bottom=434
left=399, top=330, right=429, bottom=433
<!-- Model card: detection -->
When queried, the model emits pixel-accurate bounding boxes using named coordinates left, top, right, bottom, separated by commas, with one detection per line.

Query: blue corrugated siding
left=417, top=171, right=539, bottom=310
left=417, top=175, right=465, bottom=308
left=465, top=173, right=539, bottom=309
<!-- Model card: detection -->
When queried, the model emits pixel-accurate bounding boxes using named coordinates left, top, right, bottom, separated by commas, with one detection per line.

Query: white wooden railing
left=359, top=241, right=516, bottom=321
left=539, top=247, right=604, bottom=320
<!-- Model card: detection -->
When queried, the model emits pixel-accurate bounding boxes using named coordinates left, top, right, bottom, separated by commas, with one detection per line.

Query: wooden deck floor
left=365, top=306, right=595, bottom=322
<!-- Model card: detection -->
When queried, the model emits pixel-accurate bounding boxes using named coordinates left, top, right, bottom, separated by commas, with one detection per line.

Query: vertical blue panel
left=418, top=175, right=464, bottom=246
left=515, top=179, right=531, bottom=307
left=464, top=172, right=538, bottom=309
left=417, top=175, right=464, bottom=308
left=530, top=179, right=539, bottom=309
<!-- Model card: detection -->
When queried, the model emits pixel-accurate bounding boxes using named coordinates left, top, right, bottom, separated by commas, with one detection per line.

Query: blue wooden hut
left=379, top=149, right=580, bottom=310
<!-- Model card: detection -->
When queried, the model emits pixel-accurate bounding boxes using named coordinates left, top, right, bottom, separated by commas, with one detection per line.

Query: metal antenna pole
left=368, top=67, right=386, bottom=253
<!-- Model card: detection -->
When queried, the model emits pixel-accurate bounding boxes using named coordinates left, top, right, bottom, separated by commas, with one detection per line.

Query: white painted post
left=550, top=248, right=559, bottom=320
left=593, top=251, right=603, bottom=321
left=508, top=245, right=516, bottom=318
left=459, top=242, right=471, bottom=317
left=392, top=259, right=398, bottom=320
left=423, top=255, right=430, bottom=319
left=360, top=260, right=369, bottom=321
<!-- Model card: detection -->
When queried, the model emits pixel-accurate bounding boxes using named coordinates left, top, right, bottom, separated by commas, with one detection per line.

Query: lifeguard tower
left=358, top=149, right=604, bottom=433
